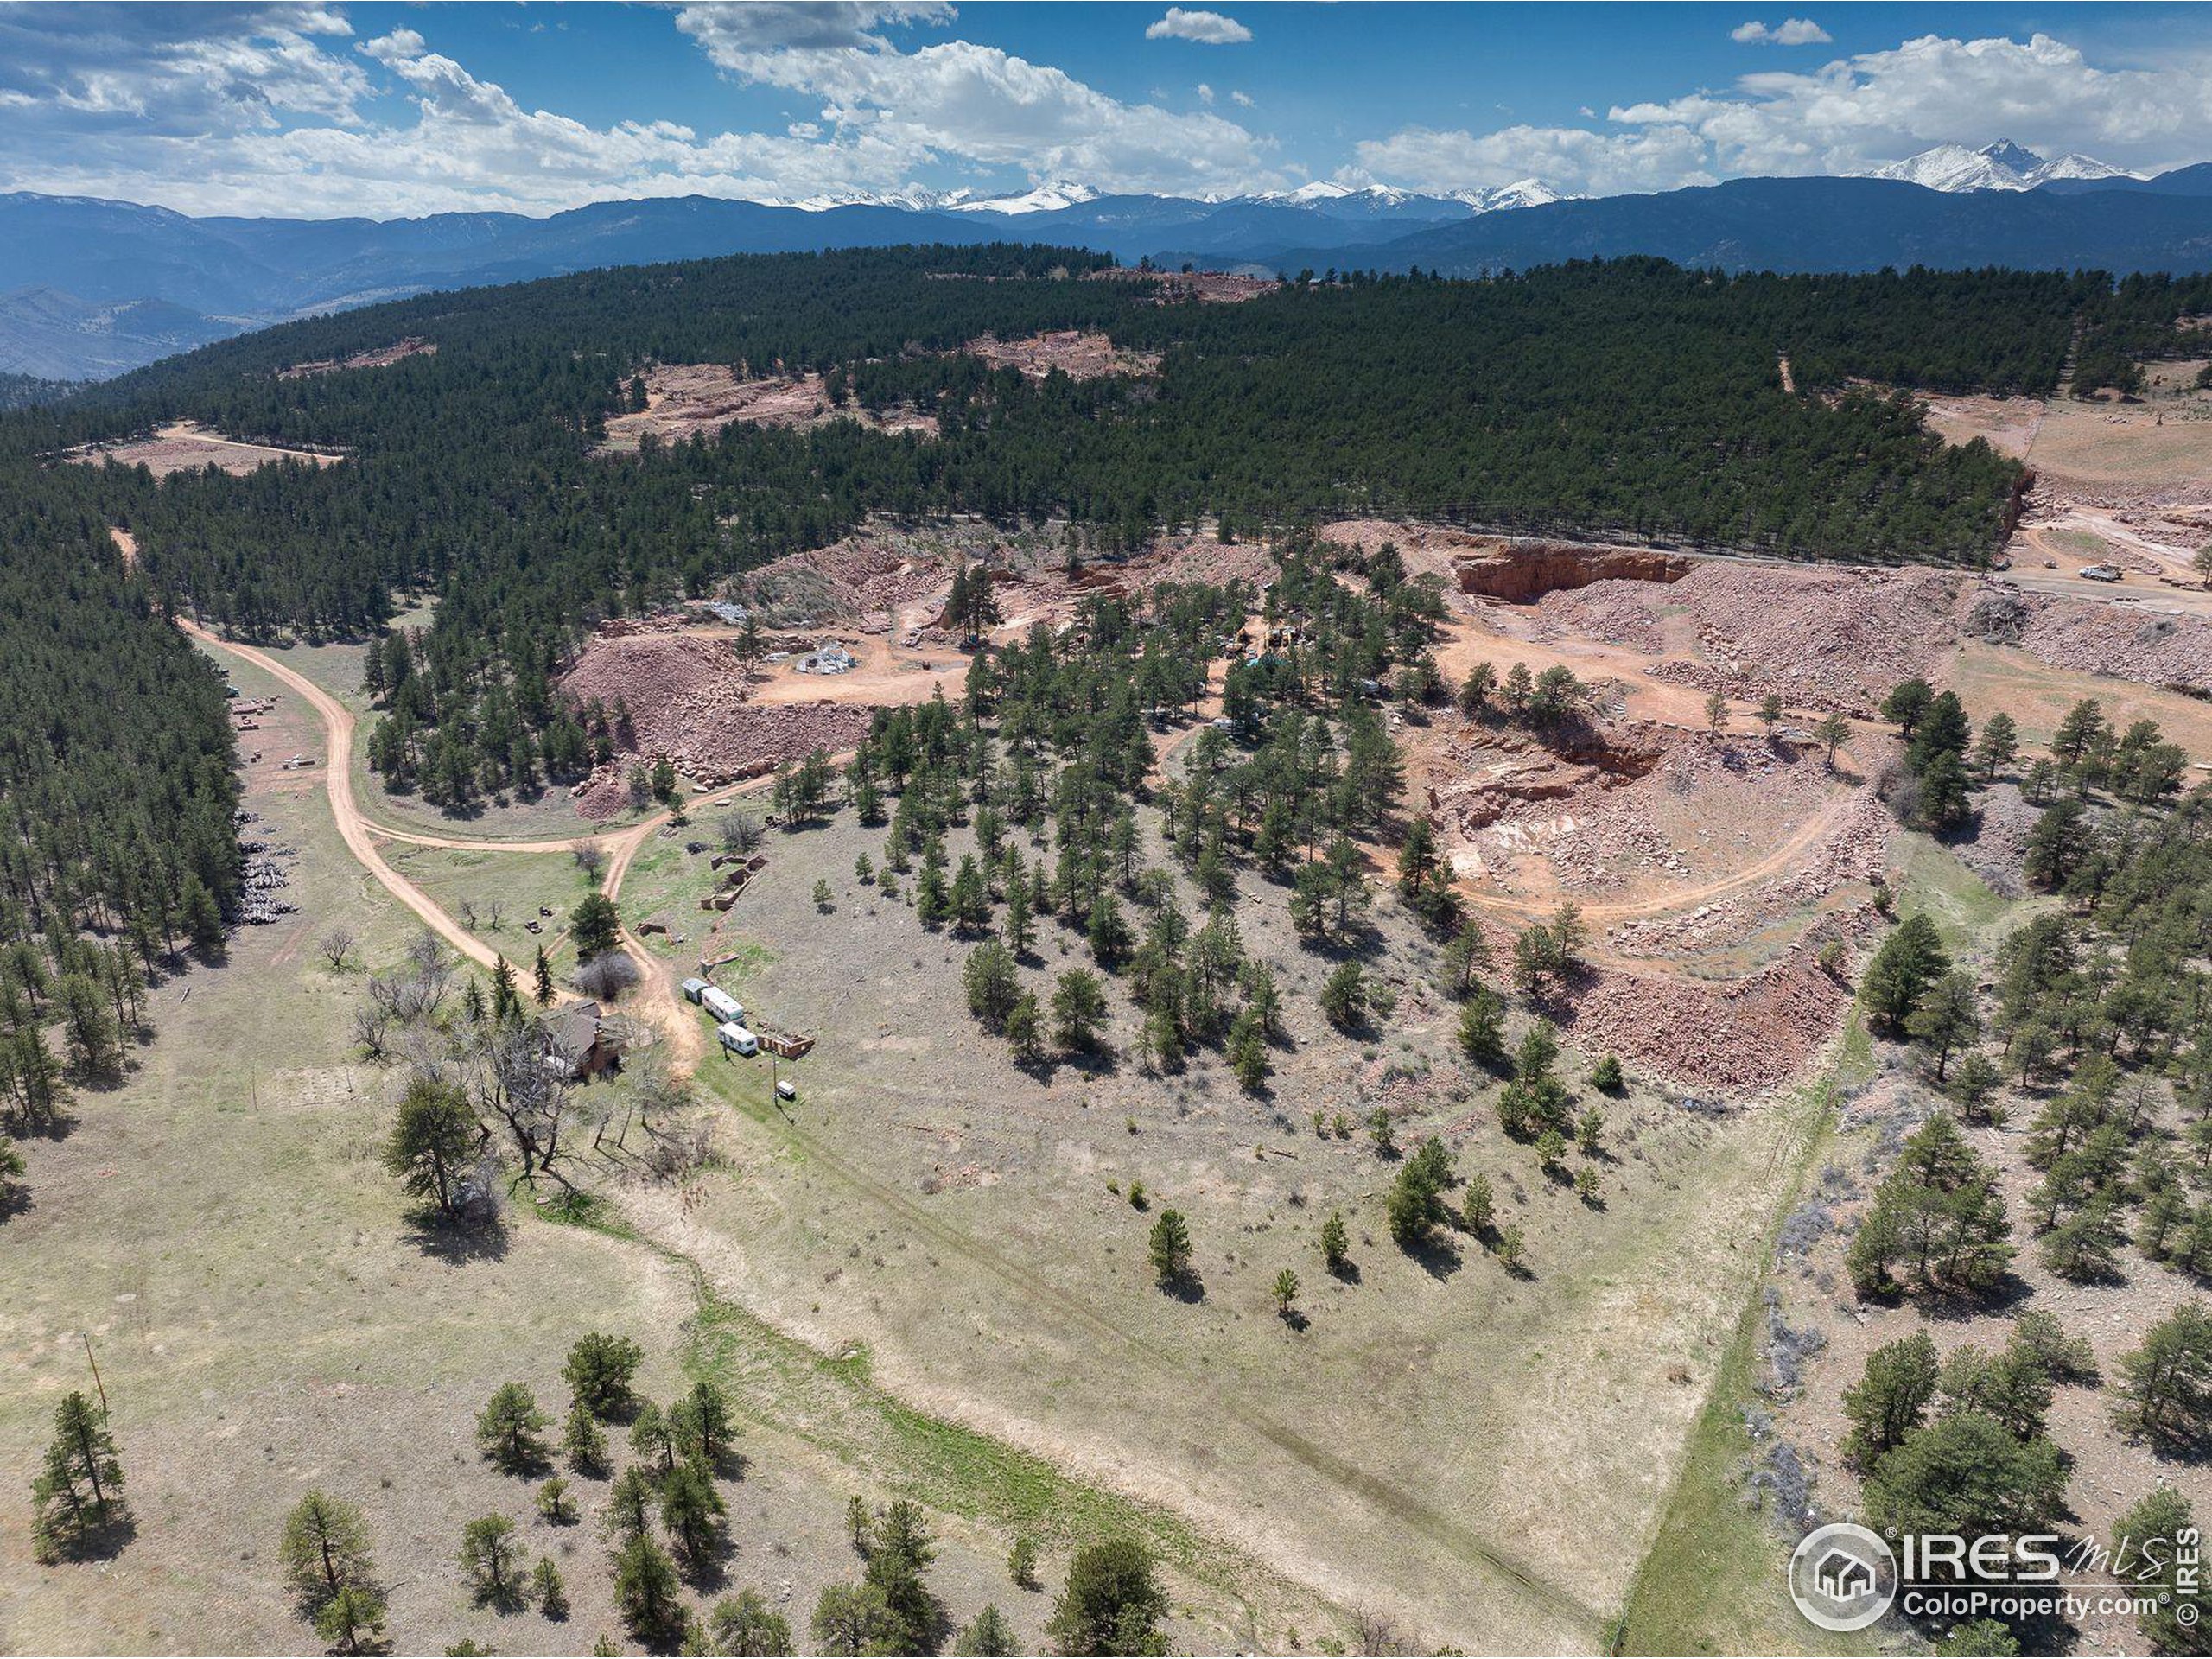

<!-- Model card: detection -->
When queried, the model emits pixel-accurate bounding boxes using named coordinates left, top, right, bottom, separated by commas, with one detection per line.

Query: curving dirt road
left=1452, top=781, right=1864, bottom=927
left=182, top=618, right=506, bottom=974
left=186, top=616, right=757, bottom=1066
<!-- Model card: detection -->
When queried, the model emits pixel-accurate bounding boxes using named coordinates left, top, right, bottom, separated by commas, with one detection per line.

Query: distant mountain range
left=6, top=145, right=2212, bottom=382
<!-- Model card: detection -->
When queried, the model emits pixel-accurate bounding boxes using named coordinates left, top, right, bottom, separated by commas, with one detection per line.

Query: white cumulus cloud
left=1144, top=9, right=1252, bottom=46
left=677, top=2, right=1277, bottom=196
left=0, top=1, right=1283, bottom=215
left=1356, top=123, right=1715, bottom=197
left=1357, top=28, right=2212, bottom=198
left=1732, top=18, right=1833, bottom=46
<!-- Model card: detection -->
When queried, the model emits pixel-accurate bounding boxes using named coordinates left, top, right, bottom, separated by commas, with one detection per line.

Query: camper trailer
left=717, top=1022, right=760, bottom=1058
left=701, top=986, right=744, bottom=1023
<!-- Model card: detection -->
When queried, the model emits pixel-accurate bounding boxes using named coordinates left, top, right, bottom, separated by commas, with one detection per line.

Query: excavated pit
left=1451, top=541, right=1695, bottom=603
left=1423, top=719, right=1668, bottom=832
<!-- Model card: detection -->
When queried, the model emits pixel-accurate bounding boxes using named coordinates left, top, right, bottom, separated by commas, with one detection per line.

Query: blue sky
left=3, top=3, right=2210, bottom=217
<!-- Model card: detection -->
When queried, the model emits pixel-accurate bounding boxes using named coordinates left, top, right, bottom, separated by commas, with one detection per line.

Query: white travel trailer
left=717, top=1022, right=760, bottom=1058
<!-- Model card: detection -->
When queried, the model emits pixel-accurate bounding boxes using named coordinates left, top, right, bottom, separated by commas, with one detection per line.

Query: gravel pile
left=1656, top=569, right=1956, bottom=714
left=1554, top=944, right=1853, bottom=1093
left=1535, top=582, right=1667, bottom=652
left=742, top=536, right=951, bottom=627
left=1949, top=781, right=2039, bottom=898
left=560, top=631, right=876, bottom=818
left=2013, top=594, right=2212, bottom=690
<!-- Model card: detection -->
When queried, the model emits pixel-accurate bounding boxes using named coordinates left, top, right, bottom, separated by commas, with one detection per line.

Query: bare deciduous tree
left=574, top=952, right=639, bottom=1001
left=318, top=926, right=357, bottom=973
left=572, top=842, right=607, bottom=884
left=484, top=899, right=504, bottom=931
left=467, top=1022, right=581, bottom=1194
left=352, top=1005, right=391, bottom=1060
left=715, top=810, right=763, bottom=855
left=1353, top=1610, right=1404, bottom=1658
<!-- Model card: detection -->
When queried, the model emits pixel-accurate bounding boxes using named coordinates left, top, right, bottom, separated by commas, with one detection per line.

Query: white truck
left=716, top=1022, right=760, bottom=1058
left=701, top=986, right=744, bottom=1023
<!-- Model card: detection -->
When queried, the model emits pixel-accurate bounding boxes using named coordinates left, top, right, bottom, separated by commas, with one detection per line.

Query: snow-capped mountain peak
left=943, top=181, right=1101, bottom=215
left=782, top=184, right=967, bottom=213
left=2032, top=152, right=2134, bottom=184
left=1278, top=179, right=1357, bottom=203
left=1978, top=138, right=2043, bottom=175
left=1458, top=178, right=1569, bottom=213
left=1871, top=139, right=2139, bottom=193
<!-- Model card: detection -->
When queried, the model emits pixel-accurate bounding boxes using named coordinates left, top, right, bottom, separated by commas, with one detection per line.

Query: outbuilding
left=680, top=976, right=709, bottom=1004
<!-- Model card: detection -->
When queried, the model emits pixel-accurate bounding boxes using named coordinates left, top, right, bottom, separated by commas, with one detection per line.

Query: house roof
left=545, top=1001, right=602, bottom=1055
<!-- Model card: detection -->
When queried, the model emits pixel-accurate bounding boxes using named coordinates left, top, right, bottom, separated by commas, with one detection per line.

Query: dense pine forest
left=0, top=372, right=78, bottom=413
left=1, top=245, right=2206, bottom=1030
left=0, top=477, right=239, bottom=1136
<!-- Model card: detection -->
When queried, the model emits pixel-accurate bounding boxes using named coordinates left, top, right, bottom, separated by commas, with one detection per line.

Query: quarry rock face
left=1450, top=540, right=1694, bottom=601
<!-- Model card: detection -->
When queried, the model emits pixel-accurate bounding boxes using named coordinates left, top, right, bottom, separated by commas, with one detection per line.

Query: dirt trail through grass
left=635, top=1065, right=1611, bottom=1645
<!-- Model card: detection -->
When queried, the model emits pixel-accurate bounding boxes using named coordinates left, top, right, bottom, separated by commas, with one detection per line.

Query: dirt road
left=182, top=620, right=506, bottom=974
left=185, top=617, right=753, bottom=1065
left=1453, top=781, right=1863, bottom=929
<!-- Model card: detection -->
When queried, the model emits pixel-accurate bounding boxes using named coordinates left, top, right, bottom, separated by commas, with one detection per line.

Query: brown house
left=543, top=1001, right=620, bottom=1081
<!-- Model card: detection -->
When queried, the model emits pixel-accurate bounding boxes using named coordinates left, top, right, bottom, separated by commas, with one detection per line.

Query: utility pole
left=82, top=1333, right=108, bottom=1418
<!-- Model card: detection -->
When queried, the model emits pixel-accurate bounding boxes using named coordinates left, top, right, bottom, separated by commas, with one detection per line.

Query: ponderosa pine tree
left=30, top=1391, right=126, bottom=1561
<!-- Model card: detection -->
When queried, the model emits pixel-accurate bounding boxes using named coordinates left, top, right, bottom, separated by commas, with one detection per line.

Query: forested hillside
left=0, top=245, right=2182, bottom=827
left=0, top=476, right=240, bottom=1135
left=0, top=371, right=76, bottom=412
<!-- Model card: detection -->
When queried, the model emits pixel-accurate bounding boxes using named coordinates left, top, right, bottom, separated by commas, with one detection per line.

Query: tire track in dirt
left=1452, top=785, right=1861, bottom=930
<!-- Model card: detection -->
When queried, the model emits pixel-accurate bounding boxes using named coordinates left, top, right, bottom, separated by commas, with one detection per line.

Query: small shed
left=680, top=976, right=709, bottom=1004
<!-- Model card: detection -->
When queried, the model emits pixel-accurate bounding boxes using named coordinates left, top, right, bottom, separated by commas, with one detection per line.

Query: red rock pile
left=1556, top=946, right=1854, bottom=1094
left=963, top=330, right=1161, bottom=380
left=560, top=632, right=877, bottom=817
left=2012, top=595, right=2212, bottom=690
left=1618, top=564, right=1959, bottom=716
left=598, top=364, right=937, bottom=454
